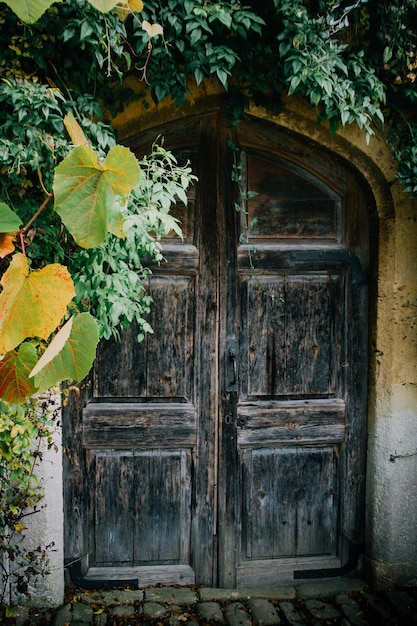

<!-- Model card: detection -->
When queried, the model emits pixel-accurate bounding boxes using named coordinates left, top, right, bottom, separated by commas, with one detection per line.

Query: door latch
left=226, top=337, right=238, bottom=392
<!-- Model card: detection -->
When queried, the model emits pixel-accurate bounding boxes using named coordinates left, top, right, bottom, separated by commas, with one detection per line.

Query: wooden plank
left=135, top=450, right=192, bottom=564
left=151, top=245, right=199, bottom=274
left=284, top=276, right=338, bottom=395
left=146, top=276, right=195, bottom=398
left=82, top=403, right=197, bottom=448
left=188, top=114, right=219, bottom=585
left=94, top=452, right=135, bottom=565
left=236, top=556, right=342, bottom=588
left=85, top=564, right=195, bottom=586
left=244, top=277, right=285, bottom=398
left=62, top=385, right=89, bottom=567
left=92, top=322, right=148, bottom=398
left=237, top=401, right=345, bottom=446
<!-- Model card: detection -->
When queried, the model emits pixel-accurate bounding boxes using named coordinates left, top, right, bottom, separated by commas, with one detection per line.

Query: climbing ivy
left=0, top=394, right=58, bottom=607
left=2, top=0, right=413, bottom=192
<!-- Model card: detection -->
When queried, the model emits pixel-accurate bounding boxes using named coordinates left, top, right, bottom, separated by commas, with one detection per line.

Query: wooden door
left=63, top=114, right=369, bottom=588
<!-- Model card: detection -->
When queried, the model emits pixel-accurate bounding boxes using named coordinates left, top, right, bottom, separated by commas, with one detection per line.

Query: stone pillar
left=365, top=190, right=417, bottom=587
left=14, top=394, right=65, bottom=608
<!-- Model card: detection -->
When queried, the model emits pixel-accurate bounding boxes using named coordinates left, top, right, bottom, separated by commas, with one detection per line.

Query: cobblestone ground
left=9, top=579, right=417, bottom=626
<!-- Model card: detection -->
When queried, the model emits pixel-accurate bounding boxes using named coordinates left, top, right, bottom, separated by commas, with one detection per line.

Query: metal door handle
left=226, top=337, right=238, bottom=392
left=229, top=348, right=237, bottom=385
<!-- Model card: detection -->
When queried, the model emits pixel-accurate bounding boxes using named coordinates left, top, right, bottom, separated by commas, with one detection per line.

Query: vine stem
left=21, top=192, right=54, bottom=236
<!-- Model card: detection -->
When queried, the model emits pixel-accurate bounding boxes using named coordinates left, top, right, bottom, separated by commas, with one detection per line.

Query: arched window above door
left=241, top=152, right=342, bottom=242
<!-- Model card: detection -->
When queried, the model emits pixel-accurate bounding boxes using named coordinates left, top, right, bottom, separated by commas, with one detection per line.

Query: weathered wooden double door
left=63, top=113, right=369, bottom=588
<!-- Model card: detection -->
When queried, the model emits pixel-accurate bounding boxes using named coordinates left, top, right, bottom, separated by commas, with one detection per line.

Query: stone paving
left=12, top=578, right=417, bottom=626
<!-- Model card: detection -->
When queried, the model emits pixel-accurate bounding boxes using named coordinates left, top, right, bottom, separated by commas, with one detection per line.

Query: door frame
left=63, top=111, right=371, bottom=589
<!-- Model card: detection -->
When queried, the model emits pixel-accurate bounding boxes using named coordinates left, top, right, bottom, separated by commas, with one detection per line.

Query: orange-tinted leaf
left=0, top=253, right=75, bottom=353
left=0, top=343, right=38, bottom=403
left=0, top=234, right=16, bottom=258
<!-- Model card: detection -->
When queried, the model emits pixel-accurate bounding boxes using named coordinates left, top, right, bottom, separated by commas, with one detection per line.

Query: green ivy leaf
left=2, top=0, right=61, bottom=23
left=0, top=343, right=38, bottom=404
left=53, top=145, right=141, bottom=248
left=31, top=313, right=99, bottom=390
left=0, top=202, right=23, bottom=233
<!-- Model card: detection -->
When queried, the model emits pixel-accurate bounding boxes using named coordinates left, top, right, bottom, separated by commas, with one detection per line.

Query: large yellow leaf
left=0, top=343, right=38, bottom=403
left=0, top=253, right=75, bottom=353
left=53, top=144, right=141, bottom=248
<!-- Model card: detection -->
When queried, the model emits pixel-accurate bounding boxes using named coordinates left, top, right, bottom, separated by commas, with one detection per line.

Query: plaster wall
left=16, top=395, right=65, bottom=608
left=365, top=186, right=417, bottom=587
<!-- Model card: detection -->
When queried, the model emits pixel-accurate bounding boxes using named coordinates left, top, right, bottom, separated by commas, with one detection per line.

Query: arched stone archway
left=28, top=87, right=417, bottom=607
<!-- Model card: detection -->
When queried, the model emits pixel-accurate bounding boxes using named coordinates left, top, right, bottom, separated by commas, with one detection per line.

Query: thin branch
left=21, top=192, right=53, bottom=234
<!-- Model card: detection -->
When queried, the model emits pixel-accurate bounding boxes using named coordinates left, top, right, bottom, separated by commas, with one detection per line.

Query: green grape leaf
left=0, top=202, right=22, bottom=233
left=2, top=0, right=61, bottom=23
left=53, top=144, right=141, bottom=248
left=31, top=313, right=99, bottom=390
left=0, top=253, right=75, bottom=353
left=0, top=343, right=38, bottom=403
left=86, top=0, right=125, bottom=13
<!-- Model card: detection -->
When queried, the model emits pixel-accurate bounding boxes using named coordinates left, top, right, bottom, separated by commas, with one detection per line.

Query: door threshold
left=236, top=556, right=342, bottom=588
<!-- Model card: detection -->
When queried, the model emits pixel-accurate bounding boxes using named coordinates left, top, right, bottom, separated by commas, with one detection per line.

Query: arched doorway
left=63, top=112, right=369, bottom=588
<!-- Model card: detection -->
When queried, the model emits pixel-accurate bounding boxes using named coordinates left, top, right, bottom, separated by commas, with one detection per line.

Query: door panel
left=242, top=274, right=344, bottom=397
left=240, top=447, right=338, bottom=559
left=63, top=114, right=368, bottom=589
